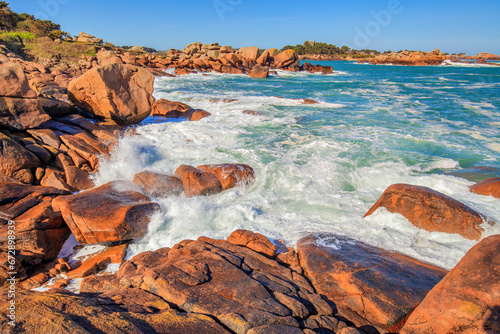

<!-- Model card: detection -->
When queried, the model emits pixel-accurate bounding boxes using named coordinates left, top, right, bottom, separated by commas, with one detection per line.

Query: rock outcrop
left=0, top=288, right=230, bottom=334
left=76, top=31, right=103, bottom=44
left=400, top=234, right=500, bottom=334
left=248, top=65, right=269, bottom=78
left=0, top=55, right=50, bottom=130
left=78, top=230, right=361, bottom=334
left=68, top=63, right=155, bottom=125
left=298, top=233, right=447, bottom=332
left=0, top=182, right=70, bottom=286
left=363, top=49, right=446, bottom=66
left=52, top=181, right=161, bottom=244
left=364, top=183, right=489, bottom=240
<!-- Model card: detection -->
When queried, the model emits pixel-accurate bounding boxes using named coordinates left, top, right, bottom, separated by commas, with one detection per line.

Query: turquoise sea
left=95, top=60, right=500, bottom=270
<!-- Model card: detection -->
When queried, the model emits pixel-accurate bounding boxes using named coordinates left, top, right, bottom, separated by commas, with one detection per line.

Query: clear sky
left=8, top=0, right=500, bottom=55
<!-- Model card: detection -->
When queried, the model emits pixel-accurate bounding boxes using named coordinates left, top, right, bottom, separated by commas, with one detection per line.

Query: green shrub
left=0, top=31, right=34, bottom=42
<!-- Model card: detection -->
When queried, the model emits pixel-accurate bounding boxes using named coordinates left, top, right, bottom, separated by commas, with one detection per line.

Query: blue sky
left=9, top=0, right=500, bottom=55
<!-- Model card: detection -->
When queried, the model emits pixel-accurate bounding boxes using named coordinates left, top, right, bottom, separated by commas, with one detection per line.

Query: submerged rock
left=364, top=183, right=489, bottom=240
left=297, top=233, right=447, bottom=331
left=400, top=234, right=500, bottom=334
left=150, top=98, right=193, bottom=118
left=52, top=181, right=161, bottom=244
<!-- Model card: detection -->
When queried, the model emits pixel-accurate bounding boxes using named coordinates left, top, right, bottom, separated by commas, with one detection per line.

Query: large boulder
left=364, top=183, right=489, bottom=240
left=297, top=233, right=448, bottom=332
left=52, top=181, right=161, bottom=244
left=273, top=50, right=298, bottom=68
left=237, top=46, right=261, bottom=61
left=248, top=65, right=269, bottom=78
left=68, top=63, right=154, bottom=125
left=96, top=48, right=123, bottom=66
left=0, top=56, right=50, bottom=130
left=470, top=177, right=500, bottom=198
left=400, top=234, right=500, bottom=334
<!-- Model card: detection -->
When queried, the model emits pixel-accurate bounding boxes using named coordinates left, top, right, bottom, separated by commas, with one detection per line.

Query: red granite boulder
left=197, top=163, right=255, bottom=190
left=273, top=50, right=298, bottom=68
left=68, top=63, right=154, bottom=125
left=0, top=132, right=40, bottom=183
left=297, top=233, right=448, bottom=331
left=0, top=288, right=230, bottom=334
left=400, top=234, right=500, bottom=334
left=364, top=183, right=488, bottom=240
left=151, top=98, right=193, bottom=118
left=470, top=177, right=500, bottom=198
left=52, top=181, right=161, bottom=244
left=248, top=65, right=269, bottom=78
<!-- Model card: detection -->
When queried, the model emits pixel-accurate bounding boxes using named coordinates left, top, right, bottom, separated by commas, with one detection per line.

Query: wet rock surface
left=297, top=233, right=448, bottom=332
left=400, top=234, right=500, bottom=334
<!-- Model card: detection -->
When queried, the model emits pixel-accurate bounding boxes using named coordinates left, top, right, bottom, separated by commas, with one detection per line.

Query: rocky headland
left=0, top=10, right=499, bottom=332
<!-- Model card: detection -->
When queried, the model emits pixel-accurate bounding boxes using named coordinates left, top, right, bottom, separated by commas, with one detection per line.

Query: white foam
left=441, top=60, right=500, bottom=68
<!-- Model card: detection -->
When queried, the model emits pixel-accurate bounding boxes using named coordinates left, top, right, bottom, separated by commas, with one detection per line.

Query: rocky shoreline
left=1, top=33, right=500, bottom=333
left=301, top=50, right=500, bottom=66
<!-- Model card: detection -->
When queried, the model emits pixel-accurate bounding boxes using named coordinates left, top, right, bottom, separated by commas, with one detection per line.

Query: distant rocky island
left=1, top=2, right=499, bottom=334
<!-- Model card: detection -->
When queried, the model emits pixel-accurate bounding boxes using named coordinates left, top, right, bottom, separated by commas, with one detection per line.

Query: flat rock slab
left=80, top=231, right=360, bottom=334
left=52, top=181, right=161, bottom=244
left=0, top=288, right=230, bottom=334
left=365, top=183, right=489, bottom=240
left=297, top=233, right=448, bottom=331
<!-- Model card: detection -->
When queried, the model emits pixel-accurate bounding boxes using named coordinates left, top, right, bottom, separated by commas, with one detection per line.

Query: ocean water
left=93, top=61, right=500, bottom=270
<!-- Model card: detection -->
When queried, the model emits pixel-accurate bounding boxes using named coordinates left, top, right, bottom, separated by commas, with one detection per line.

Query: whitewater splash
left=93, top=61, right=500, bottom=270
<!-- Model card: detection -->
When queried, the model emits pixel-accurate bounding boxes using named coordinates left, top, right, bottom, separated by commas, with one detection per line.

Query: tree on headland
left=0, top=1, right=68, bottom=39
left=281, top=41, right=380, bottom=58
left=0, top=1, right=19, bottom=31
